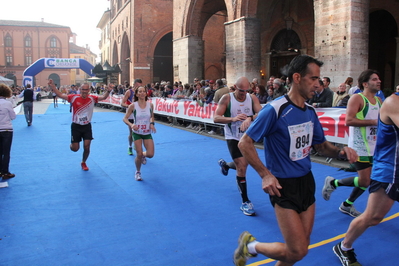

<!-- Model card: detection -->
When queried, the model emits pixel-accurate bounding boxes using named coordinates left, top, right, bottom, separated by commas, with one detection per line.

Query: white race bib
left=288, top=121, right=314, bottom=161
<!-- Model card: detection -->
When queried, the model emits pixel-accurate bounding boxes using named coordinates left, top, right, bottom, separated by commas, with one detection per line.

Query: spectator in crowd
left=122, top=78, right=142, bottom=156
left=308, top=79, right=333, bottom=107
left=332, top=83, right=349, bottom=107
left=146, top=83, right=153, bottom=97
left=204, top=80, right=216, bottom=104
left=162, top=84, right=173, bottom=98
left=184, top=83, right=192, bottom=97
left=396, top=84, right=399, bottom=93
left=171, top=83, right=179, bottom=96
left=173, top=84, right=186, bottom=99
left=252, top=78, right=259, bottom=87
left=266, top=88, right=274, bottom=103
left=344, top=77, right=354, bottom=87
left=213, top=79, right=229, bottom=103
left=272, top=78, right=287, bottom=100
left=255, top=84, right=267, bottom=104
left=323, top=76, right=332, bottom=91
left=17, top=84, right=34, bottom=126
left=0, top=84, right=16, bottom=181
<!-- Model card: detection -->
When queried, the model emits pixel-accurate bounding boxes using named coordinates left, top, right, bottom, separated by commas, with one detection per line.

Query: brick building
left=0, top=19, right=72, bottom=87
left=103, top=0, right=398, bottom=91
left=70, top=38, right=97, bottom=86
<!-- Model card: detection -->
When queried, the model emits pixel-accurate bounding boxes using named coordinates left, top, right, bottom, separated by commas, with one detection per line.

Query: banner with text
left=99, top=96, right=349, bottom=145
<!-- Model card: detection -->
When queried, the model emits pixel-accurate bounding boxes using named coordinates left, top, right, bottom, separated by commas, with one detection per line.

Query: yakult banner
left=44, top=58, right=80, bottom=68
left=99, top=96, right=349, bottom=145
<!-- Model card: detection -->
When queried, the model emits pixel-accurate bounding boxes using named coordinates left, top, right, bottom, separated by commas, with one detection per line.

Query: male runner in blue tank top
left=332, top=91, right=399, bottom=266
left=233, top=55, right=358, bottom=266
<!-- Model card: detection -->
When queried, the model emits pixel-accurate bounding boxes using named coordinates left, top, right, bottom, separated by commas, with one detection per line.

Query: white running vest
left=132, top=101, right=152, bottom=135
left=224, top=92, right=254, bottom=141
left=348, top=93, right=381, bottom=158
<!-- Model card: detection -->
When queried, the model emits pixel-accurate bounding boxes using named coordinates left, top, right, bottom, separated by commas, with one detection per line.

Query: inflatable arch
left=23, top=58, right=94, bottom=87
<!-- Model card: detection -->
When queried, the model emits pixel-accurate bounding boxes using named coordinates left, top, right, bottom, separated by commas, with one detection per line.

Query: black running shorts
left=369, top=180, right=399, bottom=202
left=226, top=139, right=243, bottom=160
left=269, top=171, right=316, bottom=213
left=71, top=123, right=93, bottom=143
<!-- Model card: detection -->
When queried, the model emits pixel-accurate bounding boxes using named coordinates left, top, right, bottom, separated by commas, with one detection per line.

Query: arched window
left=25, top=35, right=32, bottom=47
left=5, top=35, right=12, bottom=47
left=50, top=37, right=57, bottom=48
left=271, top=29, right=301, bottom=52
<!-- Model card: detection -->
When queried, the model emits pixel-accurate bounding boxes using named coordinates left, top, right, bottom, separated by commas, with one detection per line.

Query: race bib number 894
left=288, top=121, right=314, bottom=161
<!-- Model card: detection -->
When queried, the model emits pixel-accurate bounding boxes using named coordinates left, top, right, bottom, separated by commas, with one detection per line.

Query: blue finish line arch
left=23, top=58, right=94, bottom=87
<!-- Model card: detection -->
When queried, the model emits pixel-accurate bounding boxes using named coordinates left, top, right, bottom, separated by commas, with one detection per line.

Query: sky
left=3, top=0, right=110, bottom=59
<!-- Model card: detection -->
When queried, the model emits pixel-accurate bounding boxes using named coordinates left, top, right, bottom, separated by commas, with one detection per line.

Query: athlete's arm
left=150, top=102, right=156, bottom=133
left=213, top=94, right=247, bottom=124
left=313, top=141, right=358, bottom=164
left=345, top=94, right=378, bottom=127
left=123, top=103, right=137, bottom=130
left=48, top=79, right=68, bottom=101
left=121, top=90, right=131, bottom=107
left=380, top=94, right=399, bottom=127
left=239, top=94, right=262, bottom=132
left=97, top=84, right=113, bottom=101
left=238, top=133, right=282, bottom=197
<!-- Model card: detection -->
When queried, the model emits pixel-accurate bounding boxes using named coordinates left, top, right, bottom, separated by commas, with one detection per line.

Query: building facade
left=70, top=40, right=97, bottom=86
left=102, top=0, right=398, bottom=91
left=0, top=20, right=73, bottom=87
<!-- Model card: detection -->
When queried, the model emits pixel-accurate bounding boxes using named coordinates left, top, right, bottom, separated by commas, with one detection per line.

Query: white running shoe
left=135, top=171, right=142, bottom=181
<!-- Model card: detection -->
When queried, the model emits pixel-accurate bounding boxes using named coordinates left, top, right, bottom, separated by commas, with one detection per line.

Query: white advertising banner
left=44, top=58, right=80, bottom=68
left=99, top=96, right=349, bottom=145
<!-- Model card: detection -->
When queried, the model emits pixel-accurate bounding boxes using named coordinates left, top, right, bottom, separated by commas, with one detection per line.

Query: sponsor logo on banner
left=23, top=76, right=33, bottom=87
left=45, top=58, right=80, bottom=68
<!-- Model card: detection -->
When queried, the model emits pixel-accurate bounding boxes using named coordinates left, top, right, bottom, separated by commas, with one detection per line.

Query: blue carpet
left=1, top=106, right=399, bottom=266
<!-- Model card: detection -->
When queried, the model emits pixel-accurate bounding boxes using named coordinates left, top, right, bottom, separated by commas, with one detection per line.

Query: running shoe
left=333, top=242, right=362, bottom=266
left=339, top=203, right=362, bottom=217
left=322, top=176, right=336, bottom=201
left=208, top=130, right=216, bottom=135
left=128, top=147, right=133, bottom=155
left=81, top=162, right=89, bottom=171
left=135, top=171, right=142, bottom=181
left=233, top=231, right=257, bottom=266
left=218, top=158, right=229, bottom=176
left=1, top=172, right=15, bottom=179
left=240, top=201, right=255, bottom=216
left=141, top=156, right=147, bottom=165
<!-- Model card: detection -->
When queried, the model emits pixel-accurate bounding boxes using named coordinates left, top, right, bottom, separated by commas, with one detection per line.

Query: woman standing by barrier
left=123, top=86, right=156, bottom=181
left=0, top=84, right=16, bottom=182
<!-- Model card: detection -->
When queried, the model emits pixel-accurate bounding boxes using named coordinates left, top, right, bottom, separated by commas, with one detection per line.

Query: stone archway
left=153, top=32, right=173, bottom=83
left=269, top=29, right=301, bottom=78
left=48, top=73, right=60, bottom=88
left=120, top=33, right=130, bottom=84
left=369, top=9, right=398, bottom=92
